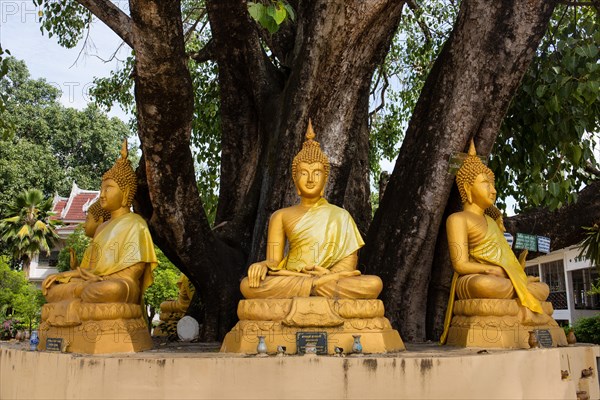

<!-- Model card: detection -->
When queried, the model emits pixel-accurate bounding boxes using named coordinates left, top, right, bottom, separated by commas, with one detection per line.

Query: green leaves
left=494, top=5, right=600, bottom=212
left=0, top=189, right=60, bottom=266
left=579, top=224, right=600, bottom=268
left=36, top=0, right=92, bottom=49
left=247, top=1, right=295, bottom=34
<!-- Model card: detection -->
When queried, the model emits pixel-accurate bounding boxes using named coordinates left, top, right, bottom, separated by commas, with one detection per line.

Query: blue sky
left=0, top=0, right=129, bottom=120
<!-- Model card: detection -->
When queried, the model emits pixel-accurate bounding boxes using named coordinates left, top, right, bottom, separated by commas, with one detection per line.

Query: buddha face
left=295, top=162, right=327, bottom=198
left=82, top=212, right=103, bottom=238
left=100, top=178, right=126, bottom=212
left=467, top=173, right=497, bottom=209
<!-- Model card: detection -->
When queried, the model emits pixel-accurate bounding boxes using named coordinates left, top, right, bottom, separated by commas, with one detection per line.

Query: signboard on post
left=514, top=233, right=538, bottom=252
left=537, top=236, right=551, bottom=254
left=503, top=232, right=514, bottom=248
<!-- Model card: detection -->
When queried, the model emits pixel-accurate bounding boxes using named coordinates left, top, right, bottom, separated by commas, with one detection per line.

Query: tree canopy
left=0, top=58, right=130, bottom=212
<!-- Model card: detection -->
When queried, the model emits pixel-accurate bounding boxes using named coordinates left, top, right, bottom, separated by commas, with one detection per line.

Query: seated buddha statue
left=239, top=120, right=382, bottom=299
left=39, top=140, right=158, bottom=353
left=441, top=140, right=566, bottom=348
left=221, top=121, right=404, bottom=354
left=153, top=274, right=195, bottom=337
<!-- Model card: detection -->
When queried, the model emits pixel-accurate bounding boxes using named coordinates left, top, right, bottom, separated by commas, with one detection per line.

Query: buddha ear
left=121, top=187, right=130, bottom=207
left=98, top=216, right=104, bottom=225
left=463, top=183, right=472, bottom=204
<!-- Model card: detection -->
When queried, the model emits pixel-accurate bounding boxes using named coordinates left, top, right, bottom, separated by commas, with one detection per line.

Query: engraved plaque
left=535, top=329, right=553, bottom=348
left=45, top=338, right=64, bottom=352
left=297, top=332, right=327, bottom=355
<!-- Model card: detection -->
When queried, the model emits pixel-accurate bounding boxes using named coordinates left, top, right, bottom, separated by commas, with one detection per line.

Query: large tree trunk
left=127, top=0, right=244, bottom=340
left=362, top=0, right=557, bottom=342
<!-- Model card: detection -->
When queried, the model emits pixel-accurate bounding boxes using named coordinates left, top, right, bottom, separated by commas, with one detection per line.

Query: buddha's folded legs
left=240, top=274, right=383, bottom=299
left=313, top=275, right=383, bottom=299
left=527, top=281, right=550, bottom=301
left=80, top=278, right=140, bottom=303
left=240, top=276, right=313, bottom=299
left=160, top=300, right=187, bottom=314
left=456, top=274, right=515, bottom=300
left=45, top=279, right=88, bottom=303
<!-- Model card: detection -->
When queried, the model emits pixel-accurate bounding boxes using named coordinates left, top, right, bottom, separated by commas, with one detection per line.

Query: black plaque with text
left=296, top=332, right=327, bottom=355
left=45, top=338, right=64, bottom=352
left=534, top=329, right=553, bottom=348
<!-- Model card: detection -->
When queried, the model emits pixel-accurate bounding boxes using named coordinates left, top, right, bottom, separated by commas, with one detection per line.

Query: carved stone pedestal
left=220, top=297, right=405, bottom=354
left=38, top=302, right=153, bottom=354
left=445, top=299, right=568, bottom=349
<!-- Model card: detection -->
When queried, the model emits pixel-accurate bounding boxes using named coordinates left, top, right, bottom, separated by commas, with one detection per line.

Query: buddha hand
left=247, top=262, right=269, bottom=288
left=79, top=267, right=103, bottom=282
left=312, top=270, right=361, bottom=289
left=484, top=265, right=508, bottom=278
left=41, top=270, right=80, bottom=295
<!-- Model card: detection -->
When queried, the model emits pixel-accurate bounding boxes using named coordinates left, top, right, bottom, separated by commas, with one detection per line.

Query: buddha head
left=456, top=140, right=496, bottom=208
left=101, top=139, right=137, bottom=212
left=291, top=120, right=330, bottom=198
left=83, top=200, right=111, bottom=238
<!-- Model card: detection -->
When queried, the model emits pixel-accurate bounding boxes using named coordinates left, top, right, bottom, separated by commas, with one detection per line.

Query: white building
left=525, top=245, right=599, bottom=325
left=28, top=183, right=99, bottom=287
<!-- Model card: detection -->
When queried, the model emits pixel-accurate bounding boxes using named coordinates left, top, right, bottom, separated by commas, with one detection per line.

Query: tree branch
left=189, top=39, right=216, bottom=63
left=406, top=0, right=432, bottom=43
left=75, top=0, right=134, bottom=48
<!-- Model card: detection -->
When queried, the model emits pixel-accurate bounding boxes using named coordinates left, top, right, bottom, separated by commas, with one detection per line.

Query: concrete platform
left=1, top=341, right=599, bottom=399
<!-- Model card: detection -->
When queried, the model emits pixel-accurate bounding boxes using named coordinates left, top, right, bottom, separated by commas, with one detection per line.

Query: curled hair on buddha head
left=102, top=139, right=137, bottom=206
left=87, top=200, right=111, bottom=223
left=484, top=205, right=502, bottom=221
left=455, top=139, right=494, bottom=204
left=291, top=119, right=331, bottom=181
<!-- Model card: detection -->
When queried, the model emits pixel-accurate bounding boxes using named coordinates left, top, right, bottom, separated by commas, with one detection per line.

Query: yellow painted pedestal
left=221, top=297, right=405, bottom=354
left=445, top=298, right=568, bottom=348
left=39, top=302, right=153, bottom=354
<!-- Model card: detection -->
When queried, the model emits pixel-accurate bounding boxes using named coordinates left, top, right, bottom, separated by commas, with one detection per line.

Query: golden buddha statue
left=441, top=140, right=567, bottom=348
left=221, top=121, right=404, bottom=354
left=153, top=274, right=195, bottom=337
left=39, top=140, right=158, bottom=353
left=68, top=200, right=111, bottom=270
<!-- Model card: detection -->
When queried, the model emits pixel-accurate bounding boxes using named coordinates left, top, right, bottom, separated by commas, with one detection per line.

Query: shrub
left=573, top=315, right=600, bottom=344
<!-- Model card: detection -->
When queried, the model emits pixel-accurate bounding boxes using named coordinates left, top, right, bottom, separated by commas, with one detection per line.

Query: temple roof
left=51, top=182, right=99, bottom=235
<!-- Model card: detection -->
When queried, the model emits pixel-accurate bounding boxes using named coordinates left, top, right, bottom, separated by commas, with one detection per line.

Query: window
left=541, top=260, right=567, bottom=310
left=525, top=265, right=540, bottom=277
left=37, top=250, right=60, bottom=268
left=571, top=268, right=600, bottom=310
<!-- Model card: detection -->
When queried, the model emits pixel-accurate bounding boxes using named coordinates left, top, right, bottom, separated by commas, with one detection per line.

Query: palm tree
left=0, top=189, right=61, bottom=276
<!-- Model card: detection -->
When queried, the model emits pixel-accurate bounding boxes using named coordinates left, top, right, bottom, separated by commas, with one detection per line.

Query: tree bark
left=362, top=0, right=557, bottom=342
left=128, top=0, right=244, bottom=340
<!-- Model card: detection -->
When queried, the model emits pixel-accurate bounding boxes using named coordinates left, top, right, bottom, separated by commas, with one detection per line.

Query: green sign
left=514, top=233, right=538, bottom=252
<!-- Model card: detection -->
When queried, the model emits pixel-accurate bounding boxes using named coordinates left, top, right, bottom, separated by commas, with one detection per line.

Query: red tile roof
left=51, top=183, right=99, bottom=224
left=63, top=192, right=99, bottom=221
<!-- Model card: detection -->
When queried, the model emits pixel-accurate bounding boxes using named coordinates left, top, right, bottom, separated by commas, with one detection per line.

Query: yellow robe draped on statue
left=273, top=198, right=365, bottom=272
left=240, top=199, right=382, bottom=299
left=441, top=215, right=544, bottom=343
